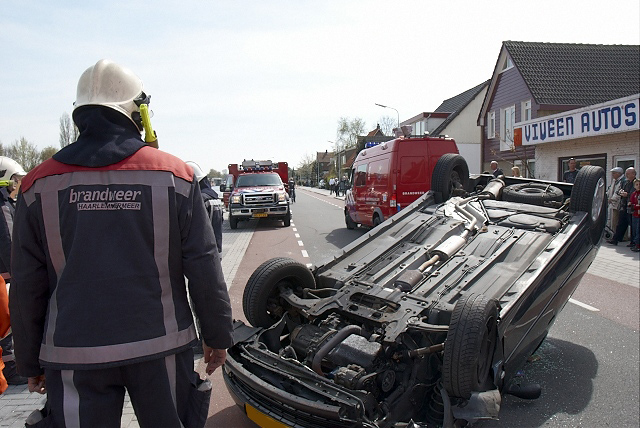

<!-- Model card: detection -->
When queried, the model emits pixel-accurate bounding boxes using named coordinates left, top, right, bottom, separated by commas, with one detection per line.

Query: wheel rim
left=591, top=177, right=605, bottom=222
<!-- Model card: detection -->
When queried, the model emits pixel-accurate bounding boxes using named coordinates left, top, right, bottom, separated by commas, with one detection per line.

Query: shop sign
left=517, top=94, right=639, bottom=146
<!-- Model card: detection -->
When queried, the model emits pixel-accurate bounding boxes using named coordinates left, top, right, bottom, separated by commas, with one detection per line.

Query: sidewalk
left=0, top=213, right=256, bottom=428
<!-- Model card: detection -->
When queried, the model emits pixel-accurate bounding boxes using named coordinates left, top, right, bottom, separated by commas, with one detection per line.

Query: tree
left=39, top=146, right=59, bottom=162
left=207, top=169, right=224, bottom=179
left=335, top=117, right=366, bottom=152
left=6, top=137, right=41, bottom=171
left=378, top=115, right=396, bottom=136
left=59, top=112, right=79, bottom=148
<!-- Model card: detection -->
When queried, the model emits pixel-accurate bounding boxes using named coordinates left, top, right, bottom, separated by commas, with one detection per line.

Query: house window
left=501, top=56, right=514, bottom=72
left=487, top=111, right=496, bottom=138
left=500, top=105, right=515, bottom=151
left=527, top=160, right=535, bottom=178
left=522, top=100, right=531, bottom=121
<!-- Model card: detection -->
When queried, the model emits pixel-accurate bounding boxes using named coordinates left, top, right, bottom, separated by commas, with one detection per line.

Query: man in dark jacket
left=186, top=161, right=223, bottom=255
left=10, top=59, right=232, bottom=427
left=0, top=157, right=28, bottom=386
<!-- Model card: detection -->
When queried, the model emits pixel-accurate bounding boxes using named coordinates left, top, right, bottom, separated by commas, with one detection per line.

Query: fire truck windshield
left=236, top=173, right=282, bottom=187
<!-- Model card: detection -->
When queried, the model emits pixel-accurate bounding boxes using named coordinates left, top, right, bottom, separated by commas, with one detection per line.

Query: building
left=430, top=81, right=490, bottom=174
left=316, top=150, right=333, bottom=182
left=478, top=41, right=640, bottom=179
left=400, top=112, right=449, bottom=136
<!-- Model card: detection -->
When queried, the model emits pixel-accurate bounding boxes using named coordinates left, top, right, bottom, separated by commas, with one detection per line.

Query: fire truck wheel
left=243, top=257, right=316, bottom=328
left=283, top=212, right=291, bottom=227
left=345, top=211, right=357, bottom=229
left=432, top=154, right=470, bottom=202
left=229, top=214, right=238, bottom=229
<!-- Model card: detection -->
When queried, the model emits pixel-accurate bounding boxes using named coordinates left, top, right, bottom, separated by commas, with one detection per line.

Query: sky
left=1, top=0, right=639, bottom=174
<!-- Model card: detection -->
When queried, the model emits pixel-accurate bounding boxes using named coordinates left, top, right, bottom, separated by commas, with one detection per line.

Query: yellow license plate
left=245, top=403, right=289, bottom=427
left=252, top=212, right=268, bottom=218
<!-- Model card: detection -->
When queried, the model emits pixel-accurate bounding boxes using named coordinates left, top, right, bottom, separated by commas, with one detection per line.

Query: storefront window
left=560, top=154, right=606, bottom=181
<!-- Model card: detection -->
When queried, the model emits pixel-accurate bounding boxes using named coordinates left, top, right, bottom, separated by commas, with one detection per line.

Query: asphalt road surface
left=202, top=188, right=639, bottom=428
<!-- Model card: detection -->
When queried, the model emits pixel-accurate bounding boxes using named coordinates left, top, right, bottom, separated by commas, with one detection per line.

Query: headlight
left=231, top=195, right=241, bottom=204
left=278, top=192, right=286, bottom=202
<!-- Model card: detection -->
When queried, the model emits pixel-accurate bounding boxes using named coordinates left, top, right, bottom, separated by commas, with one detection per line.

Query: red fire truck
left=221, top=160, right=291, bottom=228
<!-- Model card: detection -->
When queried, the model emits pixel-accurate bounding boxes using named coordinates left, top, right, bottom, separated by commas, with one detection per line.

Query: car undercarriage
left=224, top=163, right=606, bottom=427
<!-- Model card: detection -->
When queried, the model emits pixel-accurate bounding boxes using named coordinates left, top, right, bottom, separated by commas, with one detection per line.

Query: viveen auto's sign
left=516, top=94, right=639, bottom=146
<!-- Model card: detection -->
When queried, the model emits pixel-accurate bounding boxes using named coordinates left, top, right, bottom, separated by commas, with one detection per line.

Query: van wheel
left=569, top=165, right=606, bottom=244
left=345, top=210, right=357, bottom=229
left=503, top=183, right=564, bottom=206
left=372, top=214, right=382, bottom=227
left=229, top=214, right=238, bottom=229
left=243, top=258, right=316, bottom=328
left=432, top=154, right=469, bottom=202
left=443, top=293, right=499, bottom=399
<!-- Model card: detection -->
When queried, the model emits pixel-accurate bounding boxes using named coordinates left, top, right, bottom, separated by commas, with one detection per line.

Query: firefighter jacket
left=9, top=107, right=233, bottom=377
left=0, top=187, right=14, bottom=276
left=199, top=179, right=223, bottom=254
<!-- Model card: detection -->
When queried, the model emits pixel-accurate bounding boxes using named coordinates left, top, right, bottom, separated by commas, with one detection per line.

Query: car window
left=236, top=173, right=282, bottom=187
left=355, top=164, right=367, bottom=187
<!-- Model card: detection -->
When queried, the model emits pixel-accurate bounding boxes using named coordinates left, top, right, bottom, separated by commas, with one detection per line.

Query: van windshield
left=236, top=173, right=282, bottom=187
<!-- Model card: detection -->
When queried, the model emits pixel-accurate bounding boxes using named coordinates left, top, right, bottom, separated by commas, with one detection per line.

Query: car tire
left=345, top=210, right=357, bottom=229
left=569, top=165, right=606, bottom=244
left=432, top=154, right=470, bottom=202
left=229, top=214, right=238, bottom=229
left=503, top=182, right=564, bottom=206
left=283, top=211, right=291, bottom=227
left=243, top=257, right=316, bottom=328
left=443, top=293, right=499, bottom=399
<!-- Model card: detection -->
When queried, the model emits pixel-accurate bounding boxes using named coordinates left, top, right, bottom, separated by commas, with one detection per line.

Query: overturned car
left=223, top=155, right=606, bottom=427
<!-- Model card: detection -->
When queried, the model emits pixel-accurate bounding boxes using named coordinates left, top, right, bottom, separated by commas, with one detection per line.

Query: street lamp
left=375, top=103, right=400, bottom=128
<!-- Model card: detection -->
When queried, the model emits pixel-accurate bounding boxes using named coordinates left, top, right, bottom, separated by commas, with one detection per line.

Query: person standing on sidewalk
left=10, top=59, right=232, bottom=427
left=608, top=167, right=637, bottom=246
left=0, top=157, right=28, bottom=386
left=607, top=167, right=625, bottom=234
left=630, top=179, right=640, bottom=252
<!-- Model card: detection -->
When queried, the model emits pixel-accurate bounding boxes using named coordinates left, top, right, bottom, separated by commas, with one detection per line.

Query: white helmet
left=0, top=157, right=27, bottom=185
left=185, top=161, right=206, bottom=181
left=73, top=59, right=147, bottom=131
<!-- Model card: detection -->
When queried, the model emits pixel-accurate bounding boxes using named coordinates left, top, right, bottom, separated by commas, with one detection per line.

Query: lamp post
left=375, top=103, right=400, bottom=128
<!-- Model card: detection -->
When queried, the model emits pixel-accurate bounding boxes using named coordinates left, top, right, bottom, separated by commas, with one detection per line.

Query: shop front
left=515, top=94, right=639, bottom=184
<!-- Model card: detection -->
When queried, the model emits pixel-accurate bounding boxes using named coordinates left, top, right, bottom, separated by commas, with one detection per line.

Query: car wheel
left=443, top=293, right=499, bottom=399
left=283, top=211, right=291, bottom=227
left=345, top=210, right=357, bottom=229
left=372, top=214, right=382, bottom=227
left=432, top=154, right=470, bottom=202
left=243, top=257, right=316, bottom=328
left=503, top=182, right=564, bottom=206
left=569, top=165, right=606, bottom=244
left=229, top=214, right=238, bottom=229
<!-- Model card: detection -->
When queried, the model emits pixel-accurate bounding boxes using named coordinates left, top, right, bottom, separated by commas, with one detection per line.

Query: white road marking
left=291, top=222, right=295, bottom=227
left=298, top=240, right=304, bottom=246
left=301, top=250, right=309, bottom=258
left=295, top=233, right=300, bottom=238
left=292, top=228, right=297, bottom=232
left=306, top=263, right=313, bottom=268
left=569, top=298, right=600, bottom=312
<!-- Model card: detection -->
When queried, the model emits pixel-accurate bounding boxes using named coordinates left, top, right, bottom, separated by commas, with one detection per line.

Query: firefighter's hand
left=203, top=344, right=226, bottom=375
left=28, top=375, right=46, bottom=394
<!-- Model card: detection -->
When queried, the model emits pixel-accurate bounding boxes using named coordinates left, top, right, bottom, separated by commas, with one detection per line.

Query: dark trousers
left=613, top=212, right=631, bottom=242
left=44, top=348, right=210, bottom=428
left=0, top=333, right=18, bottom=378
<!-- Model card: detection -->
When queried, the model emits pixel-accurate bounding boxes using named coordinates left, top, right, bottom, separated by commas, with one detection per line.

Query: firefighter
left=0, top=157, right=28, bottom=386
left=10, top=59, right=232, bottom=427
left=186, top=161, right=223, bottom=255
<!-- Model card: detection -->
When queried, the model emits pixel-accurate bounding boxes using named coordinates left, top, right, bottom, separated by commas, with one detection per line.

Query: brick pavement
left=0, top=212, right=256, bottom=427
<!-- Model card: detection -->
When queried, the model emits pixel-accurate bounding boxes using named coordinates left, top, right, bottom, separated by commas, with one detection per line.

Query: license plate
left=252, top=212, right=268, bottom=218
left=245, top=403, right=289, bottom=427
